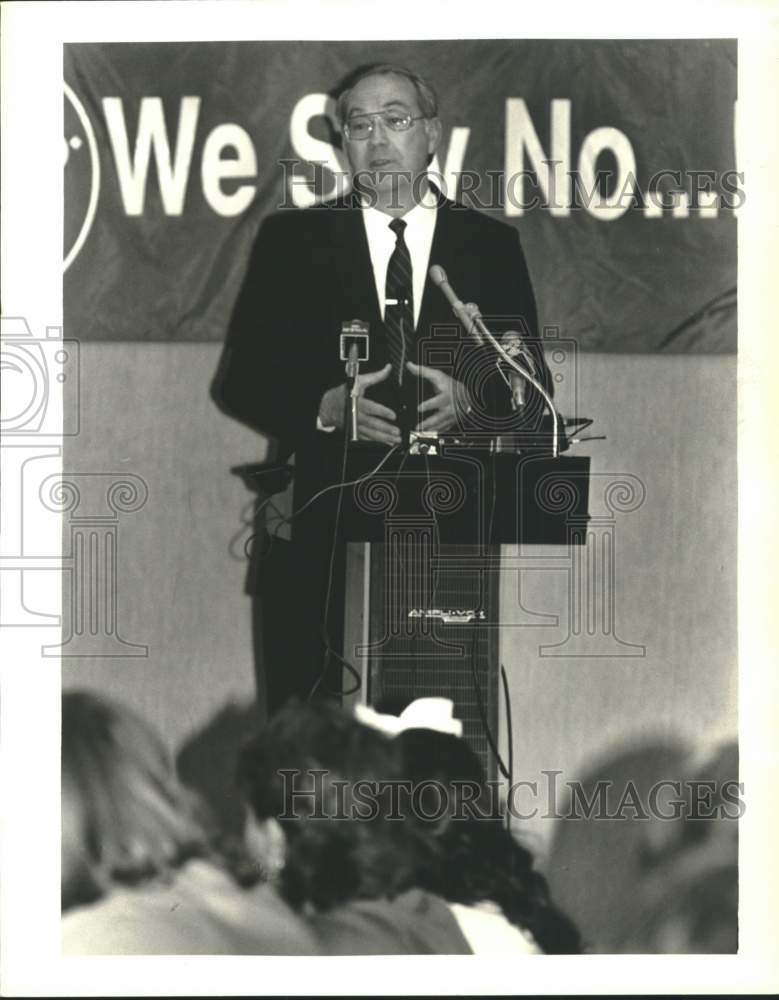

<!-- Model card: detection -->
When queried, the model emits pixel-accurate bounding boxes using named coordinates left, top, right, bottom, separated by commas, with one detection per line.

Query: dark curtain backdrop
left=64, top=39, right=737, bottom=352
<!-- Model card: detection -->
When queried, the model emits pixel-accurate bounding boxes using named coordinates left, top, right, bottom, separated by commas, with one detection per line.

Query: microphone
left=345, top=341, right=359, bottom=384
left=500, top=330, right=538, bottom=409
left=428, top=265, right=562, bottom=457
left=339, top=320, right=370, bottom=441
left=346, top=343, right=359, bottom=441
left=428, top=266, right=484, bottom=344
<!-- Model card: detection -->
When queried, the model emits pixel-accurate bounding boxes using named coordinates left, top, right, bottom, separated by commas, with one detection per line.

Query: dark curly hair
left=396, top=728, right=583, bottom=954
left=237, top=701, right=416, bottom=912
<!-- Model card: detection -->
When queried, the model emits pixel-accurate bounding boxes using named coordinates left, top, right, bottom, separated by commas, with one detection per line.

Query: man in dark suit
left=212, top=64, right=551, bottom=715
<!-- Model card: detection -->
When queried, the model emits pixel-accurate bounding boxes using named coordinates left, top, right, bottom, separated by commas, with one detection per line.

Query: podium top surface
left=297, top=443, right=591, bottom=546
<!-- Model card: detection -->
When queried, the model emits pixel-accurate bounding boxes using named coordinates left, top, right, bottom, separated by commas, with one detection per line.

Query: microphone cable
left=309, top=409, right=355, bottom=701
left=466, top=448, right=512, bottom=782
left=500, top=662, right=515, bottom=832
left=277, top=446, right=399, bottom=527
left=305, top=440, right=403, bottom=702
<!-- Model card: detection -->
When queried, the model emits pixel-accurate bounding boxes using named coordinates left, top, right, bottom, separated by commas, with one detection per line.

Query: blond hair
left=62, top=690, right=216, bottom=901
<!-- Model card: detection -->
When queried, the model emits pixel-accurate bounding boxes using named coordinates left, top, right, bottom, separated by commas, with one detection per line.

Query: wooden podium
left=233, top=441, right=590, bottom=778
left=335, top=443, right=591, bottom=779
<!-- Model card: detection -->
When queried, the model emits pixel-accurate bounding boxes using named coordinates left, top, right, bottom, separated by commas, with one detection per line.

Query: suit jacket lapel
left=328, top=200, right=383, bottom=332
left=417, top=196, right=459, bottom=337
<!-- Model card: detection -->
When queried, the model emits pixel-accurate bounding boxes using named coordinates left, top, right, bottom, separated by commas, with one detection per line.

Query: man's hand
left=318, top=364, right=401, bottom=446
left=407, top=361, right=472, bottom=433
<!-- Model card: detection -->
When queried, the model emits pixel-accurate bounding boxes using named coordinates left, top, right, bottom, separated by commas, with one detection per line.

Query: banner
left=64, top=39, right=737, bottom=351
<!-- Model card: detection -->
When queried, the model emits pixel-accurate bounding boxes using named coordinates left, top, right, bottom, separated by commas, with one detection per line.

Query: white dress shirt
left=448, top=902, right=542, bottom=955
left=316, top=187, right=439, bottom=430
left=360, top=186, right=439, bottom=329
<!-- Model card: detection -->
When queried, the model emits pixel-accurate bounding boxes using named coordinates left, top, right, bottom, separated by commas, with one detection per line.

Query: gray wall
left=61, top=344, right=264, bottom=745
left=498, top=352, right=737, bottom=846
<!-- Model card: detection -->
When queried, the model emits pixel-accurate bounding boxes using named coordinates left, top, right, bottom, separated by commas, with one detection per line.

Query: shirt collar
left=359, top=183, right=439, bottom=234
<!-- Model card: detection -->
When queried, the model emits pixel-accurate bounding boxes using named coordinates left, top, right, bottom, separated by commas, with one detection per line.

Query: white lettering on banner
left=697, top=189, right=720, bottom=219
left=201, top=123, right=257, bottom=216
left=672, top=191, right=691, bottom=219
left=428, top=127, right=471, bottom=199
left=504, top=98, right=571, bottom=217
left=578, top=126, right=637, bottom=221
left=103, top=96, right=201, bottom=216
left=644, top=189, right=664, bottom=219
left=64, top=81, right=101, bottom=272
left=288, top=93, right=349, bottom=207
left=90, top=90, right=734, bottom=220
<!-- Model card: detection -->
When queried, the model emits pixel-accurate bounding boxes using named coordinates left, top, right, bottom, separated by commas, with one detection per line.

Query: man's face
left=342, top=73, right=441, bottom=198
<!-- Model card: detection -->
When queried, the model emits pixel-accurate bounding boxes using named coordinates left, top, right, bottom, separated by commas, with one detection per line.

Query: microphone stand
left=345, top=343, right=361, bottom=443
left=428, top=265, right=561, bottom=457
left=461, top=303, right=561, bottom=457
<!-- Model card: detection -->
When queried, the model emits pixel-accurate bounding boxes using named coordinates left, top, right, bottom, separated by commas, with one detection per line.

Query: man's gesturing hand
left=407, top=361, right=472, bottom=433
left=317, top=364, right=401, bottom=446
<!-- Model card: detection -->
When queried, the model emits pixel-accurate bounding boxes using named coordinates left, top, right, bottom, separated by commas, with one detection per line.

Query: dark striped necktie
left=385, top=217, right=414, bottom=385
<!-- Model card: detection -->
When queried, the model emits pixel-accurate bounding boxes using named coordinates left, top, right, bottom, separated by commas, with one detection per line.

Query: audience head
left=62, top=689, right=219, bottom=910
left=395, top=724, right=583, bottom=954
left=619, top=740, right=739, bottom=953
left=237, top=700, right=415, bottom=912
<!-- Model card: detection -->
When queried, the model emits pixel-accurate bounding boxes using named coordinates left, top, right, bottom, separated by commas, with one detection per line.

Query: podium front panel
left=343, top=541, right=500, bottom=781
left=333, top=446, right=590, bottom=780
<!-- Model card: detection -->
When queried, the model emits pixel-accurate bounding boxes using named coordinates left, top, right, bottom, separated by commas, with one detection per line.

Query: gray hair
left=335, top=64, right=439, bottom=125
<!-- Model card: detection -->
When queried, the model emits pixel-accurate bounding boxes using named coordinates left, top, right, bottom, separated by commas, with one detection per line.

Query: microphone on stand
left=429, top=265, right=562, bottom=457
left=345, top=342, right=360, bottom=441
left=499, top=330, right=539, bottom=410
left=339, top=320, right=370, bottom=443
left=429, top=266, right=484, bottom=345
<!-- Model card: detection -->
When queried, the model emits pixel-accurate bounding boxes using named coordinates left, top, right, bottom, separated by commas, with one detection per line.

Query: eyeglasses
left=342, top=111, right=427, bottom=141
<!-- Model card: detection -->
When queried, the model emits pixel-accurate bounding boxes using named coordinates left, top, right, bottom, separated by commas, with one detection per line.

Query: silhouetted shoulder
left=439, top=196, right=522, bottom=245
left=250, top=198, right=356, bottom=247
